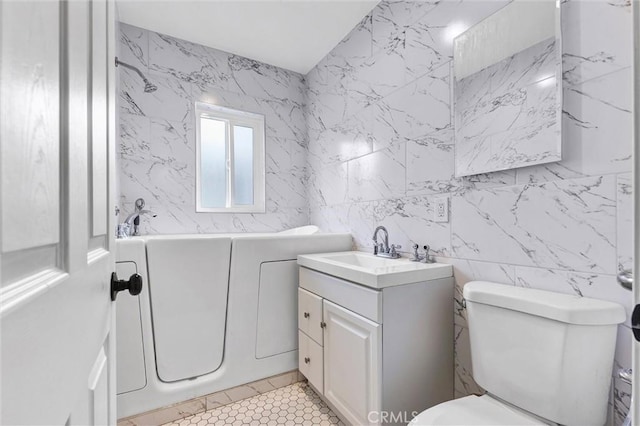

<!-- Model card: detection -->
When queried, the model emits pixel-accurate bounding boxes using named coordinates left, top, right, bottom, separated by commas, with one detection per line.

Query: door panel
left=0, top=0, right=61, bottom=255
left=0, top=0, right=117, bottom=424
left=90, top=0, right=109, bottom=237
left=633, top=0, right=639, bottom=422
left=146, top=238, right=231, bottom=382
left=323, top=300, right=381, bottom=426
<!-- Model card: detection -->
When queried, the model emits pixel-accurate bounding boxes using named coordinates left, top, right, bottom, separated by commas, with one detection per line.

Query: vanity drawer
left=299, top=267, right=382, bottom=323
left=298, top=288, right=323, bottom=345
left=299, top=331, right=323, bottom=393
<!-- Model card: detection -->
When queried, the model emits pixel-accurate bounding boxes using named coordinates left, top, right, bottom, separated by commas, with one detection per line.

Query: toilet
left=411, top=281, right=626, bottom=426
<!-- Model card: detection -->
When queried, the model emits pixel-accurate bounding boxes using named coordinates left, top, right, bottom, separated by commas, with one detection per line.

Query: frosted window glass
left=200, top=118, right=227, bottom=208
left=233, top=126, right=254, bottom=205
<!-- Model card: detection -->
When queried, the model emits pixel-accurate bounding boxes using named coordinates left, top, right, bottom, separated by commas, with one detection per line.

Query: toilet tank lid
left=463, top=281, right=626, bottom=325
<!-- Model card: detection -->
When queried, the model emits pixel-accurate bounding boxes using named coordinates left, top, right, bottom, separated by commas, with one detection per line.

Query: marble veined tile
left=373, top=0, right=509, bottom=80
left=330, top=13, right=373, bottom=62
left=192, top=84, right=262, bottom=117
left=265, top=137, right=292, bottom=173
left=119, top=23, right=148, bottom=71
left=348, top=145, right=405, bottom=202
left=348, top=50, right=407, bottom=113
left=310, top=203, right=370, bottom=250
left=455, top=36, right=560, bottom=177
left=439, top=258, right=516, bottom=328
left=306, top=88, right=349, bottom=137
left=371, top=195, right=451, bottom=257
left=121, top=117, right=196, bottom=210
left=518, top=66, right=632, bottom=185
left=371, top=0, right=454, bottom=80
left=562, top=0, right=632, bottom=86
left=119, top=112, right=150, bottom=165
left=613, top=325, right=633, bottom=426
left=308, top=108, right=373, bottom=166
left=266, top=169, right=306, bottom=211
left=459, top=170, right=516, bottom=191
left=119, top=67, right=147, bottom=117
left=617, top=173, right=633, bottom=273
left=257, top=97, right=306, bottom=142
left=149, top=31, right=230, bottom=91
left=452, top=175, right=617, bottom=274
left=121, top=69, right=193, bottom=122
left=373, top=62, right=450, bottom=152
left=454, top=325, right=484, bottom=397
left=489, top=38, right=557, bottom=96
left=227, top=55, right=305, bottom=105
left=347, top=202, right=377, bottom=250
left=371, top=0, right=439, bottom=48
left=407, top=129, right=458, bottom=195
left=308, top=162, right=349, bottom=207
left=562, top=67, right=632, bottom=175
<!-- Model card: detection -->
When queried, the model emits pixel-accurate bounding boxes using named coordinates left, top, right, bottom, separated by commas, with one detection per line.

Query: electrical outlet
left=434, top=196, right=449, bottom=222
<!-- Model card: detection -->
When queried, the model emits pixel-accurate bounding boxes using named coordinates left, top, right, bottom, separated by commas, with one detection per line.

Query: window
left=195, top=102, right=266, bottom=213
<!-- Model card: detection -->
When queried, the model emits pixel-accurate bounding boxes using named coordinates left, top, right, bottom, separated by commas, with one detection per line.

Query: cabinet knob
left=304, top=357, right=310, bottom=364
left=303, top=312, right=310, bottom=318
left=320, top=321, right=326, bottom=328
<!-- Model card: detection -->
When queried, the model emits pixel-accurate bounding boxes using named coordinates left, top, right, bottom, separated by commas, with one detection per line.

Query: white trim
left=195, top=102, right=266, bottom=213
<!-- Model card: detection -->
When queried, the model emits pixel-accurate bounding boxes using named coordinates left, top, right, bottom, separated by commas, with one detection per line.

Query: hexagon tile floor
left=162, top=382, right=345, bottom=426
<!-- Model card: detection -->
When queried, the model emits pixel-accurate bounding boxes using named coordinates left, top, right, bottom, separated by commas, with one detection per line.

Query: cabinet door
left=323, top=300, right=382, bottom=425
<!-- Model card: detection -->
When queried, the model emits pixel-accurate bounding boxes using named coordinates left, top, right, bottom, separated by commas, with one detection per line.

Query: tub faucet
left=118, top=210, right=157, bottom=238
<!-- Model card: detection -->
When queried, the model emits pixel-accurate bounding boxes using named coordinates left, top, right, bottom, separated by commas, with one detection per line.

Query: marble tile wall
left=118, top=23, right=308, bottom=234
left=305, top=1, right=633, bottom=424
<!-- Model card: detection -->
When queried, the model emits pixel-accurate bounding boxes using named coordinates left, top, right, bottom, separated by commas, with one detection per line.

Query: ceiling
left=116, top=0, right=380, bottom=75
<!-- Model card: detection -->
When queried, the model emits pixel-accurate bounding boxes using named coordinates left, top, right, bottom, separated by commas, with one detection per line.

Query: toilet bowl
left=410, top=394, right=547, bottom=425
left=410, top=281, right=625, bottom=426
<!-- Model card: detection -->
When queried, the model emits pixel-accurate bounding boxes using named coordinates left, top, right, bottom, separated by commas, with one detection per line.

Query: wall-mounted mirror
left=454, top=1, right=562, bottom=177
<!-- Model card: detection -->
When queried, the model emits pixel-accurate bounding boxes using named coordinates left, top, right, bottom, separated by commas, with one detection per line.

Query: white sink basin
left=297, top=251, right=453, bottom=289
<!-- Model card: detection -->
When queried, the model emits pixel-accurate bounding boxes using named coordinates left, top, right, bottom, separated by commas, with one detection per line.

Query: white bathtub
left=115, top=229, right=352, bottom=418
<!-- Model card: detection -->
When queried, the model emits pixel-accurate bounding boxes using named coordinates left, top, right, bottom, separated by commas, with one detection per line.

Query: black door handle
left=632, top=304, right=640, bottom=342
left=111, top=272, right=143, bottom=301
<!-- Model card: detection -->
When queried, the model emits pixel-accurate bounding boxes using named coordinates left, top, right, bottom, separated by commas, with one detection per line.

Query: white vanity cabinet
left=297, top=266, right=454, bottom=426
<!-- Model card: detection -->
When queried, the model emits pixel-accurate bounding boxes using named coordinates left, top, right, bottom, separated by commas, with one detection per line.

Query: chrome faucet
left=117, top=200, right=157, bottom=238
left=372, top=226, right=401, bottom=259
left=372, top=226, right=389, bottom=255
left=124, top=210, right=157, bottom=235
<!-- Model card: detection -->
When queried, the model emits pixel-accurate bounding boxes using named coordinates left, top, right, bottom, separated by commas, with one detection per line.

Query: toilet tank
left=464, top=281, right=625, bottom=426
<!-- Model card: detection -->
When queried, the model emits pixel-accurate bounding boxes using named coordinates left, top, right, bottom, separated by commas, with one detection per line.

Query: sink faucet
left=372, top=226, right=389, bottom=255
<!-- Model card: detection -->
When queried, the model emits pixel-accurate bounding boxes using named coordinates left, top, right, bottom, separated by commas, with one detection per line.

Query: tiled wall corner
left=118, top=23, right=309, bottom=234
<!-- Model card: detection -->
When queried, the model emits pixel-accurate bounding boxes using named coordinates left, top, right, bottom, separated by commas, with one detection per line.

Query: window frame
left=195, top=102, right=266, bottom=213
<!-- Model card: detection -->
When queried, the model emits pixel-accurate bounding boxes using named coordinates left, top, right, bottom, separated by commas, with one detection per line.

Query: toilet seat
left=409, top=395, right=548, bottom=426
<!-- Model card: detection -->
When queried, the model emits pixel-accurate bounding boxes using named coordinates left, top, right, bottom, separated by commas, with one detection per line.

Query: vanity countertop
left=297, top=251, right=453, bottom=289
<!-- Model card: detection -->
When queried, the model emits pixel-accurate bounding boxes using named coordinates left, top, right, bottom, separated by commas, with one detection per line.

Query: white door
left=323, top=300, right=381, bottom=426
left=633, top=1, right=640, bottom=422
left=0, top=0, right=118, bottom=424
